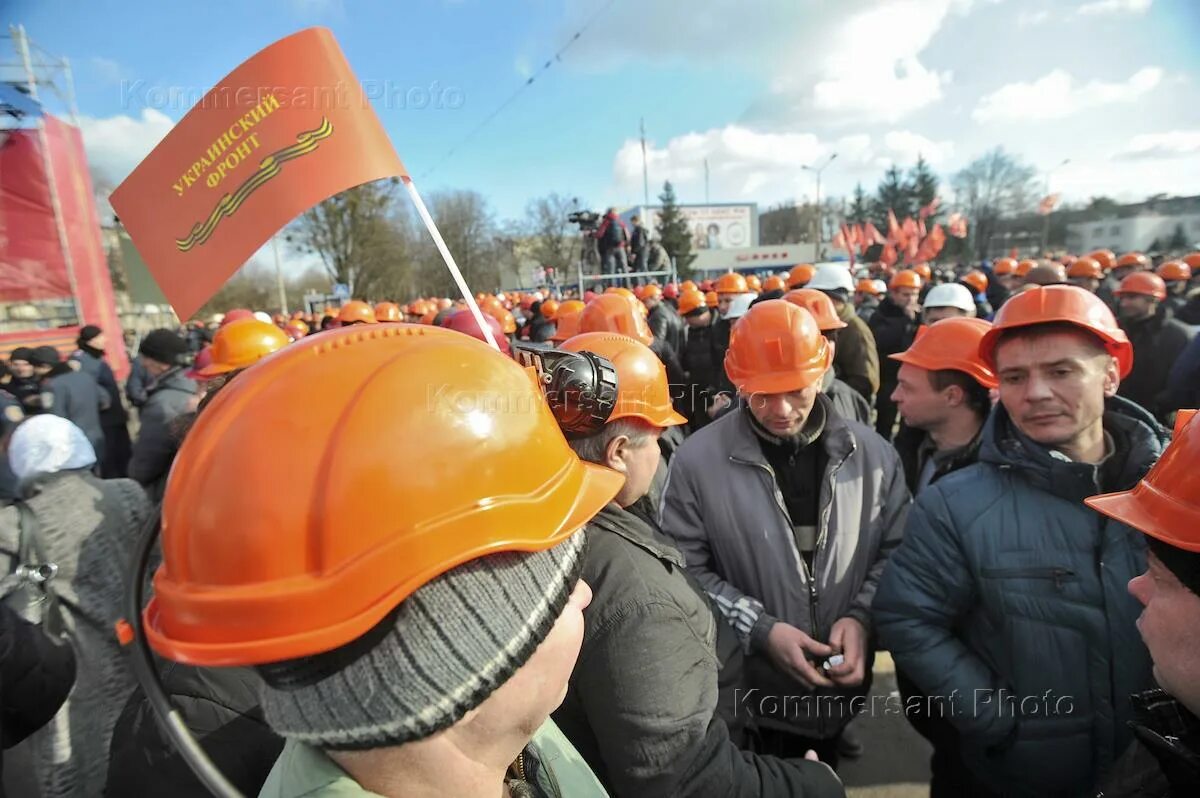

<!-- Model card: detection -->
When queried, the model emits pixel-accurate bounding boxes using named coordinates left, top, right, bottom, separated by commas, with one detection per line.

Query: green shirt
left=258, top=718, right=608, bottom=797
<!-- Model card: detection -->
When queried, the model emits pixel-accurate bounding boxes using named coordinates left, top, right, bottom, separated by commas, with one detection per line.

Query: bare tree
left=952, top=148, right=1037, bottom=257
left=409, top=190, right=504, bottom=296
left=523, top=192, right=579, bottom=273
left=291, top=178, right=412, bottom=298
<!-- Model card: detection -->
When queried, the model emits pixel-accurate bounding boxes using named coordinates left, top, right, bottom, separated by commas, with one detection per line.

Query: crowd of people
left=0, top=247, right=1197, bottom=798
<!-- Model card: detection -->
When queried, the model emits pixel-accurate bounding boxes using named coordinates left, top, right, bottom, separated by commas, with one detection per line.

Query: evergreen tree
left=1168, top=223, right=1188, bottom=252
left=848, top=183, right=870, bottom=224
left=909, top=155, right=939, bottom=215
left=875, top=165, right=912, bottom=221
left=656, top=181, right=695, bottom=275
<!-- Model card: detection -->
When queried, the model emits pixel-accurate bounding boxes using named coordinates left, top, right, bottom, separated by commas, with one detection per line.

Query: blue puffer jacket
left=873, top=396, right=1168, bottom=798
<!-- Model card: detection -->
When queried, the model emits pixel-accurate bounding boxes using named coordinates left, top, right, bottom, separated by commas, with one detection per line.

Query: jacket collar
left=1128, top=688, right=1200, bottom=786
left=727, top=393, right=854, bottom=467
left=149, top=367, right=196, bottom=394
left=588, top=502, right=685, bottom=568
left=978, top=394, right=1168, bottom=500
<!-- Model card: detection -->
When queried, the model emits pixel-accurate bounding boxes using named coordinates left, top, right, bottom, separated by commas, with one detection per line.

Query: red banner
left=0, top=127, right=73, bottom=300
left=111, top=27, right=408, bottom=321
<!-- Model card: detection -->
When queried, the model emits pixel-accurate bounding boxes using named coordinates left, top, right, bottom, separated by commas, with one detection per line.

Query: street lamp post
left=1041, top=158, right=1070, bottom=255
left=803, top=153, right=838, bottom=257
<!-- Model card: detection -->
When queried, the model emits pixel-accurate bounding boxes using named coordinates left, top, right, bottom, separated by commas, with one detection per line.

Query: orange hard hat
left=662, top=283, right=679, bottom=300
left=890, top=317, right=998, bottom=389
left=420, top=309, right=438, bottom=325
left=557, top=299, right=585, bottom=317
left=605, top=286, right=636, bottom=300
left=1067, top=257, right=1104, bottom=280
left=540, top=299, right=560, bottom=321
left=498, top=310, right=518, bottom=335
left=856, top=278, right=883, bottom=296
left=745, top=275, right=762, bottom=293
left=1114, top=271, right=1168, bottom=301
left=763, top=275, right=787, bottom=293
left=406, top=300, right=431, bottom=317
left=560, top=333, right=687, bottom=428
left=681, top=280, right=698, bottom=293
left=283, top=319, right=309, bottom=341
left=549, top=310, right=583, bottom=343
left=195, top=318, right=289, bottom=378
left=1182, top=252, right=1200, bottom=270
left=912, top=263, right=933, bottom=281
left=271, top=313, right=287, bottom=326
left=1089, top=249, right=1116, bottom=271
left=724, top=300, right=833, bottom=395
left=890, top=269, right=922, bottom=290
left=1156, top=261, right=1192, bottom=282
left=787, top=264, right=816, bottom=289
left=992, top=257, right=1018, bottom=276
left=578, top=294, right=653, bottom=346
left=783, top=289, right=847, bottom=332
left=633, top=285, right=647, bottom=300
left=962, top=270, right=988, bottom=295
left=715, top=272, right=749, bottom=295
left=480, top=296, right=505, bottom=317
left=1117, top=252, right=1149, bottom=270
left=980, top=285, right=1133, bottom=378
left=338, top=300, right=377, bottom=325
left=1086, top=411, right=1200, bottom=552
left=374, top=302, right=403, bottom=323
left=678, top=289, right=708, bottom=316
left=146, top=325, right=621, bottom=666
left=641, top=284, right=663, bottom=301
left=1016, top=259, right=1037, bottom=277
left=705, top=291, right=719, bottom=309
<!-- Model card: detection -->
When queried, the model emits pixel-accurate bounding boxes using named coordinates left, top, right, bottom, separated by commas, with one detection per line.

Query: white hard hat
left=724, top=293, right=756, bottom=320
left=807, top=264, right=855, bottom=293
left=922, top=283, right=976, bottom=313
left=253, top=311, right=273, bottom=324
left=870, top=279, right=888, bottom=295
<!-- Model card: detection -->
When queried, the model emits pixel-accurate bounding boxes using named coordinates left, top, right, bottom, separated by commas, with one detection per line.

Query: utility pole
left=802, top=153, right=838, bottom=257
left=1041, top=158, right=1070, bottom=255
left=272, top=234, right=288, bottom=314
left=704, top=158, right=710, bottom=205
left=640, top=117, right=649, bottom=207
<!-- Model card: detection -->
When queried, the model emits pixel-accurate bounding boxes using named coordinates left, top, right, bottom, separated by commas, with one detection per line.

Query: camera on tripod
left=568, top=210, right=601, bottom=231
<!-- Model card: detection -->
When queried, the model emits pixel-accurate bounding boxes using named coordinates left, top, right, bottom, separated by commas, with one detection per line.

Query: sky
left=6, top=0, right=1200, bottom=239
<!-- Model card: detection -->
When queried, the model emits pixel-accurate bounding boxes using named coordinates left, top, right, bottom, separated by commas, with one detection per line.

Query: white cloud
left=882, top=130, right=954, bottom=166
left=1114, top=130, right=1200, bottom=160
left=972, top=67, right=1163, bottom=123
left=1017, top=9, right=1051, bottom=26
left=89, top=57, right=125, bottom=85
left=77, top=109, right=174, bottom=194
left=1076, top=0, right=1152, bottom=16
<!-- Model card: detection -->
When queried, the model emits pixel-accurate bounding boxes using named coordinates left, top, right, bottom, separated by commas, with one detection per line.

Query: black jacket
left=70, top=348, right=127, bottom=428
left=1176, top=293, right=1200, bottom=325
left=1118, top=306, right=1195, bottom=422
left=0, top=604, right=76, bottom=796
left=106, top=663, right=283, bottom=797
left=680, top=318, right=720, bottom=427
left=1098, top=689, right=1200, bottom=798
left=867, top=296, right=920, bottom=388
left=648, top=302, right=685, bottom=357
left=553, top=503, right=843, bottom=798
left=892, top=422, right=984, bottom=495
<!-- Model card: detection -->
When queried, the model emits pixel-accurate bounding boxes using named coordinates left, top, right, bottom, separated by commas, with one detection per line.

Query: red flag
left=1009, top=247, right=1019, bottom=259
left=880, top=244, right=898, bottom=267
left=904, top=235, right=920, bottom=264
left=917, top=217, right=927, bottom=240
left=1037, top=193, right=1060, bottom=215
left=887, top=209, right=903, bottom=247
left=864, top=222, right=886, bottom=246
left=902, top=216, right=919, bottom=243
left=947, top=213, right=968, bottom=238
left=843, top=224, right=857, bottom=268
left=918, top=197, right=941, bottom=219
left=832, top=228, right=847, bottom=251
left=915, top=224, right=946, bottom=262
left=110, top=28, right=408, bottom=320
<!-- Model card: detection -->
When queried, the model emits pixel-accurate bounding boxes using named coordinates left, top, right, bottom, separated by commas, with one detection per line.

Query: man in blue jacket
left=874, top=285, right=1169, bottom=797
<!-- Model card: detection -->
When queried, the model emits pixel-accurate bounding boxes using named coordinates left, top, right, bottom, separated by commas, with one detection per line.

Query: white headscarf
left=8, top=415, right=97, bottom=483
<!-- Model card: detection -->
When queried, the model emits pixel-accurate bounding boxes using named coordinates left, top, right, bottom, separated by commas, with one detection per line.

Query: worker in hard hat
left=552, top=331, right=843, bottom=797
left=136, top=326, right=620, bottom=797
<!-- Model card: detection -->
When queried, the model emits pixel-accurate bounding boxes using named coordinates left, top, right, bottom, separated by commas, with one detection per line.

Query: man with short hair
left=127, top=329, right=197, bottom=501
left=6, top=347, right=43, bottom=412
left=595, top=208, right=630, bottom=281
left=678, top=289, right=720, bottom=431
left=71, top=325, right=132, bottom=478
left=874, top=285, right=1169, bottom=796
left=1087, top=411, right=1200, bottom=795
left=644, top=284, right=685, bottom=355
left=1114, top=271, right=1194, bottom=422
left=553, top=332, right=843, bottom=797
left=809, top=265, right=879, bottom=403
left=630, top=214, right=650, bottom=273
left=30, top=344, right=108, bottom=461
left=920, top=284, right=976, bottom=324
left=663, top=300, right=909, bottom=768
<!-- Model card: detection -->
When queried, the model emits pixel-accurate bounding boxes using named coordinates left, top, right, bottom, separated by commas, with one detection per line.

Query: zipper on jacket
left=981, top=566, right=1078, bottom=590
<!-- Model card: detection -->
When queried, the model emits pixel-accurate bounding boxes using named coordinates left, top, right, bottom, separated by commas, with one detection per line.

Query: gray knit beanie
left=259, top=532, right=586, bottom=750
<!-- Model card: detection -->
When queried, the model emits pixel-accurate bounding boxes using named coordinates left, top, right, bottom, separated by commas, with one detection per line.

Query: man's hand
left=707, top=393, right=732, bottom=418
left=765, top=621, right=834, bottom=688
left=826, top=617, right=867, bottom=687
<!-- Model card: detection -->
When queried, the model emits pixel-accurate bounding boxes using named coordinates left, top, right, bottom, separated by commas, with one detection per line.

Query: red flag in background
left=863, top=222, right=886, bottom=246
left=1038, top=194, right=1061, bottom=215
left=111, top=28, right=408, bottom=320
left=918, top=197, right=941, bottom=219
left=947, top=213, right=968, bottom=238
left=887, top=209, right=903, bottom=247
left=842, top=224, right=856, bottom=268
left=914, top=223, right=946, bottom=263
left=880, top=243, right=898, bottom=267
left=902, top=216, right=919, bottom=244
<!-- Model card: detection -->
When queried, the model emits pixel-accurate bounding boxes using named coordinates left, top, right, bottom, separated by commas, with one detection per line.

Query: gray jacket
left=554, top=503, right=844, bottom=798
left=128, top=368, right=196, bottom=500
left=872, top=397, right=1167, bottom=797
left=661, top=396, right=910, bottom=737
left=42, top=364, right=108, bottom=461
